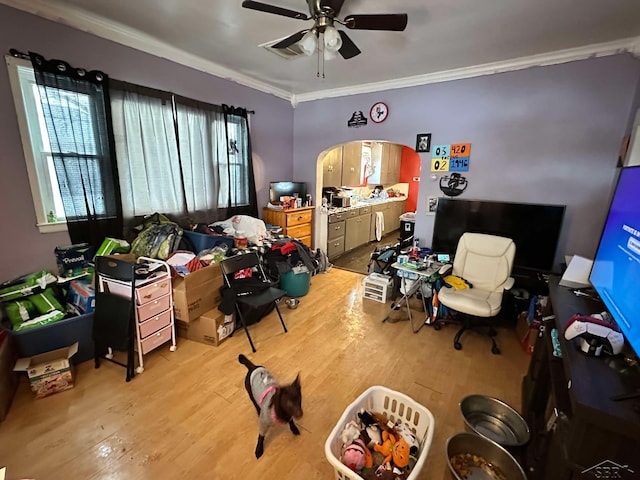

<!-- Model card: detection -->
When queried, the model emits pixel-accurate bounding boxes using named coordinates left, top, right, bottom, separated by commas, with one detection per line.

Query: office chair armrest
left=502, top=277, right=515, bottom=290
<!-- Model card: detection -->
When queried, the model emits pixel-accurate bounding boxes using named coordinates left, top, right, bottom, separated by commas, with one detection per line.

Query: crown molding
left=0, top=0, right=293, bottom=102
left=3, top=1, right=639, bottom=108
left=292, top=36, right=640, bottom=104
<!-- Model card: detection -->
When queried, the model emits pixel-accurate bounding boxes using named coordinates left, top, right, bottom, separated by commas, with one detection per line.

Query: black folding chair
left=219, top=252, right=288, bottom=352
left=93, top=256, right=136, bottom=381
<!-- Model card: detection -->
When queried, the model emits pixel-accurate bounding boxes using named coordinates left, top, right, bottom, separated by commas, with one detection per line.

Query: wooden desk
left=521, top=276, right=640, bottom=479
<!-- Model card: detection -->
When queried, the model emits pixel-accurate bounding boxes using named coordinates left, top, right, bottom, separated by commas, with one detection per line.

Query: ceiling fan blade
left=241, top=1, right=310, bottom=20
left=271, top=30, right=309, bottom=49
left=320, top=0, right=346, bottom=16
left=338, top=30, right=361, bottom=59
left=344, top=13, right=408, bottom=31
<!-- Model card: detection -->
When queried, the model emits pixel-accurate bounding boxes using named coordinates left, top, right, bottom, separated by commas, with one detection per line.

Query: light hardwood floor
left=0, top=267, right=530, bottom=480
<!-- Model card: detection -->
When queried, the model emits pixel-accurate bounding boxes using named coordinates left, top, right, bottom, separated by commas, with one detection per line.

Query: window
left=8, top=56, right=254, bottom=231
left=6, top=55, right=68, bottom=232
left=111, top=86, right=252, bottom=220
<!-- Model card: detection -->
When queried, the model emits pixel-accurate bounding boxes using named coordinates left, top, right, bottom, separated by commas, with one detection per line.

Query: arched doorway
left=314, top=140, right=421, bottom=273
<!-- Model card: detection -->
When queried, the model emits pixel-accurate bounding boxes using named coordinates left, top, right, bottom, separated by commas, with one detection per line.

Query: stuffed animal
left=394, top=422, right=420, bottom=455
left=364, top=423, right=382, bottom=448
left=373, top=431, right=410, bottom=468
left=340, top=420, right=362, bottom=445
left=341, top=438, right=369, bottom=471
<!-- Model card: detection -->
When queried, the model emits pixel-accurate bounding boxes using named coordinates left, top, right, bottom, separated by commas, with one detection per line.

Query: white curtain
left=110, top=82, right=258, bottom=228
left=175, top=102, right=224, bottom=214
left=111, top=90, right=183, bottom=219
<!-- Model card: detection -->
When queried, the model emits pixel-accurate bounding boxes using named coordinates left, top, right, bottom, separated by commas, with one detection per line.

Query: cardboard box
left=176, top=309, right=234, bottom=346
left=515, top=312, right=539, bottom=354
left=55, top=243, right=96, bottom=278
left=0, top=332, right=18, bottom=421
left=14, top=342, right=78, bottom=398
left=66, top=279, right=96, bottom=315
left=172, top=263, right=224, bottom=322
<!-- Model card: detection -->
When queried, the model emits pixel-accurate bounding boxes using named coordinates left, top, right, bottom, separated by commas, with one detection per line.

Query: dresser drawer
left=298, top=235, right=312, bottom=248
left=135, top=274, right=171, bottom=305
left=328, top=212, right=346, bottom=223
left=328, top=220, right=345, bottom=240
left=139, top=325, right=172, bottom=355
left=327, top=236, right=345, bottom=259
left=287, top=223, right=311, bottom=239
left=137, top=293, right=171, bottom=322
left=286, top=210, right=313, bottom=227
left=139, top=309, right=172, bottom=338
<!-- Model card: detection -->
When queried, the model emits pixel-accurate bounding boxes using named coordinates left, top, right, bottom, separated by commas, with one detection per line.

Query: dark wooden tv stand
left=521, top=276, right=640, bottom=479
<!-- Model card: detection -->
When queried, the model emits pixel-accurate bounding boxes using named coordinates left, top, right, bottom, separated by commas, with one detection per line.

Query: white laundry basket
left=324, top=386, right=435, bottom=480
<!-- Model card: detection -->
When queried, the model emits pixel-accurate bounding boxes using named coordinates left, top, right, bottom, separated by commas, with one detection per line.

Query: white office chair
left=436, top=232, right=516, bottom=354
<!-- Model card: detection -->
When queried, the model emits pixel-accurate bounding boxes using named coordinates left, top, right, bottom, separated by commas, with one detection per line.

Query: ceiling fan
left=242, top=0, right=408, bottom=60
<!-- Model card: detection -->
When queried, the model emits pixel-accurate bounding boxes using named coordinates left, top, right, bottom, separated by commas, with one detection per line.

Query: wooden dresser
left=262, top=206, right=314, bottom=247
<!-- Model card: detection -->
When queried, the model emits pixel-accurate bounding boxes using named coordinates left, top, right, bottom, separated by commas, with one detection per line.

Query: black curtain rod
left=9, top=48, right=29, bottom=60
left=9, top=48, right=256, bottom=115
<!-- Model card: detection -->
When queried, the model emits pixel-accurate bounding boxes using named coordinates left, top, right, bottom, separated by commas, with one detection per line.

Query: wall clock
left=370, top=102, right=389, bottom=123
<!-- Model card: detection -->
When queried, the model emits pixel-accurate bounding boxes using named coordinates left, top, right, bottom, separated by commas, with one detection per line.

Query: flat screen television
left=590, top=166, right=640, bottom=362
left=432, top=198, right=566, bottom=273
left=269, top=182, right=307, bottom=203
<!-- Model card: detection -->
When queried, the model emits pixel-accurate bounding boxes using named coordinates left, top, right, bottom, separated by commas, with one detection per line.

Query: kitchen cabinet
left=327, top=211, right=348, bottom=259
left=322, top=146, right=343, bottom=187
left=369, top=200, right=406, bottom=240
left=344, top=206, right=371, bottom=252
left=341, top=142, right=363, bottom=187
left=262, top=206, right=314, bottom=247
left=380, top=143, right=401, bottom=185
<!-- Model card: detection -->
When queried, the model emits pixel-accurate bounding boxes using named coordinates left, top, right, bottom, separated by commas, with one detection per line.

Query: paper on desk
left=559, top=255, right=593, bottom=289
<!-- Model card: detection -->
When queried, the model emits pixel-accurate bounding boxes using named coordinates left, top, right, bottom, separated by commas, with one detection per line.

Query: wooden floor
left=0, top=267, right=530, bottom=480
left=331, top=231, right=402, bottom=275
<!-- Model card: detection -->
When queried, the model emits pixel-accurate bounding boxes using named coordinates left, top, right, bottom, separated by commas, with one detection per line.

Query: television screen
left=590, top=166, right=640, bottom=358
left=269, top=182, right=307, bottom=203
left=432, top=198, right=566, bottom=273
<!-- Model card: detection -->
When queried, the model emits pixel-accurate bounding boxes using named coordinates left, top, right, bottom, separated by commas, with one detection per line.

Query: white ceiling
left=3, top=0, right=640, bottom=103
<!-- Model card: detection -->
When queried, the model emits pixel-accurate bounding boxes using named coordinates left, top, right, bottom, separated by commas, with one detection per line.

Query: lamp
left=298, top=30, right=317, bottom=56
left=323, top=26, right=342, bottom=53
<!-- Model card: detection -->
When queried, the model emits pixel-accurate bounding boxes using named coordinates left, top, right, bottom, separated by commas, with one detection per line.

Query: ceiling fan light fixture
left=323, top=26, right=342, bottom=53
left=298, top=30, right=317, bottom=56
left=323, top=47, right=338, bottom=61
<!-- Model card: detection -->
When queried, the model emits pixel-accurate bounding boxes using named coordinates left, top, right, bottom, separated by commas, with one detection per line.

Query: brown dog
left=238, top=354, right=303, bottom=458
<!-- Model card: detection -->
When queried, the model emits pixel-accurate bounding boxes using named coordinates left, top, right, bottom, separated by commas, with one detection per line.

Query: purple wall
left=294, top=55, right=640, bottom=272
left=0, top=4, right=294, bottom=280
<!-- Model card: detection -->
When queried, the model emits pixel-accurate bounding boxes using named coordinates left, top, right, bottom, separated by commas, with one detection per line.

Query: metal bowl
left=460, top=395, right=530, bottom=447
left=285, top=298, right=300, bottom=309
left=446, top=432, right=526, bottom=480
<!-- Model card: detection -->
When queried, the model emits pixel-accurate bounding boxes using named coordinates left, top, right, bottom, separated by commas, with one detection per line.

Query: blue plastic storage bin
left=183, top=230, right=235, bottom=254
left=279, top=269, right=311, bottom=297
left=4, top=312, right=94, bottom=364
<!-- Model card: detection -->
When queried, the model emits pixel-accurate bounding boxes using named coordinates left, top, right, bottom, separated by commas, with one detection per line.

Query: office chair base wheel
left=454, top=342, right=462, bottom=350
left=136, top=366, right=144, bottom=374
left=491, top=345, right=501, bottom=355
left=433, top=322, right=441, bottom=331
left=169, top=345, right=177, bottom=352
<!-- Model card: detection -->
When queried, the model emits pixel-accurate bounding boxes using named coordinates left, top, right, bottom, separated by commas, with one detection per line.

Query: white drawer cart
left=98, top=256, right=177, bottom=374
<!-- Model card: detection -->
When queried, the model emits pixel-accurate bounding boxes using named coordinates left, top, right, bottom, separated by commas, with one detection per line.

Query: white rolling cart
left=97, top=256, right=177, bottom=374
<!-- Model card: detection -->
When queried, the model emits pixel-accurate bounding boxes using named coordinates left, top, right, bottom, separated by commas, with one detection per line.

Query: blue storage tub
left=3, top=312, right=94, bottom=364
left=183, top=230, right=235, bottom=254
left=279, top=269, right=311, bottom=297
